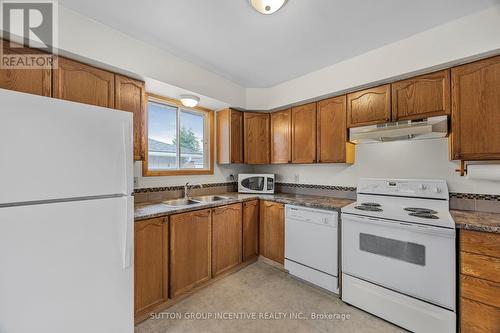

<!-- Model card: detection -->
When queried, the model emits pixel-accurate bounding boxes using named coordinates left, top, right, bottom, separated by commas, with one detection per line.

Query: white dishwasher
left=285, top=205, right=339, bottom=294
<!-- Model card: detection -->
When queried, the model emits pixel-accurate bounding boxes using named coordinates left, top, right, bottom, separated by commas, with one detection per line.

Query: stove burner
left=404, top=207, right=437, bottom=214
left=409, top=212, right=439, bottom=219
left=359, top=202, right=382, bottom=207
left=354, top=205, right=383, bottom=212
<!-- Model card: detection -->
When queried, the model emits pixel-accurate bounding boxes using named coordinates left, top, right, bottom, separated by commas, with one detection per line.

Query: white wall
left=254, top=139, right=500, bottom=195
left=246, top=5, right=500, bottom=110
left=134, top=162, right=251, bottom=188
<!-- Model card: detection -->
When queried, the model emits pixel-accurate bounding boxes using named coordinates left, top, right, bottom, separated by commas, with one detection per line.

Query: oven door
left=341, top=214, right=455, bottom=310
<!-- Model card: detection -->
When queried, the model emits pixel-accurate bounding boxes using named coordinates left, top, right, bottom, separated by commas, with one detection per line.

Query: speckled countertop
left=451, top=210, right=500, bottom=234
left=134, top=192, right=354, bottom=221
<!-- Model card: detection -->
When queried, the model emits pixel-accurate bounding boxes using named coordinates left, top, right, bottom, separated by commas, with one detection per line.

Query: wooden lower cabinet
left=259, top=201, right=284, bottom=264
left=212, top=203, right=242, bottom=276
left=460, top=230, right=500, bottom=332
left=242, top=200, right=259, bottom=261
left=170, top=209, right=211, bottom=298
left=134, top=217, right=168, bottom=316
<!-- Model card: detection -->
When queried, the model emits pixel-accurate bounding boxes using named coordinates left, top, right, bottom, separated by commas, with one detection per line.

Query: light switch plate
left=133, top=177, right=139, bottom=188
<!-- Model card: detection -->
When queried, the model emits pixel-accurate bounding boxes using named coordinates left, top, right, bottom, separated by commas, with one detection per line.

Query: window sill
left=143, top=169, right=214, bottom=177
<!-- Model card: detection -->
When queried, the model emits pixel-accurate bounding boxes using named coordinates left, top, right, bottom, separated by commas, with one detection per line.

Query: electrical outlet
left=133, top=177, right=139, bottom=188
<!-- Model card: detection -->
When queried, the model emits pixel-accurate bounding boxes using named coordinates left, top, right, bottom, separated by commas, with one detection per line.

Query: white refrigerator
left=0, top=89, right=134, bottom=333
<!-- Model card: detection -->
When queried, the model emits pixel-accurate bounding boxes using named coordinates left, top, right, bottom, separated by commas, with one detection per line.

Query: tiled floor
left=135, top=261, right=405, bottom=333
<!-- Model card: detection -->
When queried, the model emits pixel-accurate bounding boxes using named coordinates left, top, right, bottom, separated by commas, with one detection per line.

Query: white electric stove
left=341, top=178, right=456, bottom=333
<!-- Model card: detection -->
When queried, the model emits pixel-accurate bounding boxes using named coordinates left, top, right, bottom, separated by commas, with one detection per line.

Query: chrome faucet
left=184, top=182, right=203, bottom=199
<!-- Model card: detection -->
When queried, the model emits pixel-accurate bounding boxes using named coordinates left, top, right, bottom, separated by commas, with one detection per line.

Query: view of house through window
left=147, top=99, right=208, bottom=171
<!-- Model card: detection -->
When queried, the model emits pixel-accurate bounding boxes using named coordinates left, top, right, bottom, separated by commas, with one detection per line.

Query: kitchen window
left=143, top=94, right=214, bottom=176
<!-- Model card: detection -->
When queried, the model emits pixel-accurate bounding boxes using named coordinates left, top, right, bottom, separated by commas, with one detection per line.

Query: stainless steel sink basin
left=191, top=195, right=229, bottom=203
left=162, top=198, right=201, bottom=207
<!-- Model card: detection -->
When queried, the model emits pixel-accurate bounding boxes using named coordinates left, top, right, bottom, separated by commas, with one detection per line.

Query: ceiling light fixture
left=179, top=95, right=200, bottom=108
left=249, top=0, right=288, bottom=15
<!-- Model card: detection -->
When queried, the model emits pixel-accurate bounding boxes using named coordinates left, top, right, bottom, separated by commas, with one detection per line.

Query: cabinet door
left=291, top=103, right=317, bottom=164
left=115, top=75, right=145, bottom=161
left=242, top=200, right=259, bottom=261
left=0, top=40, right=51, bottom=96
left=347, top=84, right=391, bottom=127
left=392, top=70, right=450, bottom=121
left=134, top=217, right=168, bottom=315
left=53, top=57, right=115, bottom=108
left=212, top=203, right=242, bottom=276
left=217, top=109, right=243, bottom=164
left=244, top=112, right=270, bottom=164
left=451, top=56, right=500, bottom=160
left=259, top=201, right=284, bottom=264
left=317, top=96, right=353, bottom=163
left=170, top=209, right=211, bottom=298
left=270, top=109, right=291, bottom=164
left=230, top=110, right=244, bottom=163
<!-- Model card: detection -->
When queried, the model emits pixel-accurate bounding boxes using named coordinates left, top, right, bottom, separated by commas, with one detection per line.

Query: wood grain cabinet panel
left=460, top=230, right=500, bottom=332
left=217, top=108, right=243, bottom=164
left=270, top=109, right=291, bottom=164
left=391, top=70, right=450, bottom=121
left=212, top=203, right=242, bottom=276
left=134, top=217, right=168, bottom=315
left=170, top=209, right=211, bottom=298
left=347, top=84, right=391, bottom=128
left=317, top=96, right=353, bottom=163
left=291, top=103, right=317, bottom=164
left=451, top=56, right=500, bottom=161
left=115, top=75, right=145, bottom=161
left=53, top=57, right=115, bottom=108
left=0, top=41, right=51, bottom=96
left=259, top=201, right=284, bottom=264
left=244, top=112, right=270, bottom=164
left=242, top=200, right=259, bottom=261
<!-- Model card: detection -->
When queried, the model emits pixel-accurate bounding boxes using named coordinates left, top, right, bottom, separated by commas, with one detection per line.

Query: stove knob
left=434, top=187, right=442, bottom=193
left=419, top=184, right=427, bottom=190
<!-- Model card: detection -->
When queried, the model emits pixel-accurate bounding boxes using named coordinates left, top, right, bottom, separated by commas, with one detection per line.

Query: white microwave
left=238, top=174, right=275, bottom=194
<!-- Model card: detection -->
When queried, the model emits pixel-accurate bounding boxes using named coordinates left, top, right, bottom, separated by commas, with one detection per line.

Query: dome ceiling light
left=249, top=0, right=288, bottom=15
left=179, top=95, right=200, bottom=108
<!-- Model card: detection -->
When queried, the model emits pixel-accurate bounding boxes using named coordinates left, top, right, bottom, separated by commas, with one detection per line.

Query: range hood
left=349, top=115, right=448, bottom=144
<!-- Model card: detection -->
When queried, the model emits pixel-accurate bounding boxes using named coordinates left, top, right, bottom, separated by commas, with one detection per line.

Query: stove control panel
left=357, top=178, right=448, bottom=200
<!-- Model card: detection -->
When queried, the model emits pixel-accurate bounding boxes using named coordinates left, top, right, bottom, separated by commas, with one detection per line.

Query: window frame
left=142, top=93, right=214, bottom=176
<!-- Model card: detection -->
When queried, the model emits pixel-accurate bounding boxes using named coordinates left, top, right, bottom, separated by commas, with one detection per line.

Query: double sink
left=162, top=195, right=230, bottom=207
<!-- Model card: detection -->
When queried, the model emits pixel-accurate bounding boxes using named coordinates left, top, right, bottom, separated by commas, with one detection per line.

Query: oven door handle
left=342, top=214, right=455, bottom=237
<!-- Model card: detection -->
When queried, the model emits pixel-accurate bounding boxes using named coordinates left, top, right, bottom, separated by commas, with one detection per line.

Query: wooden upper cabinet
left=291, top=103, right=317, bottom=164
left=134, top=217, right=168, bottom=316
left=115, top=75, right=145, bottom=161
left=317, top=96, right=353, bottom=163
left=242, top=200, right=259, bottom=261
left=0, top=41, right=51, bottom=96
left=212, top=203, right=242, bottom=276
left=259, top=201, right=284, bottom=264
left=347, top=84, right=391, bottom=128
left=270, top=109, right=291, bottom=164
left=450, top=56, right=500, bottom=161
left=53, top=57, right=115, bottom=108
left=244, top=112, right=270, bottom=164
left=216, top=108, right=243, bottom=164
left=170, top=209, right=211, bottom=298
left=392, top=70, right=450, bottom=121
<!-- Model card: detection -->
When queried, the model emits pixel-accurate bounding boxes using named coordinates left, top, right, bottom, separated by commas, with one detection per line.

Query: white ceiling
left=59, top=0, right=498, bottom=88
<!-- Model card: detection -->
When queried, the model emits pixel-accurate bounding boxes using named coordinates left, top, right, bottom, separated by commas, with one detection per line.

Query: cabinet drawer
left=461, top=275, right=500, bottom=308
left=461, top=230, right=500, bottom=257
left=461, top=251, right=500, bottom=283
left=461, top=297, right=500, bottom=333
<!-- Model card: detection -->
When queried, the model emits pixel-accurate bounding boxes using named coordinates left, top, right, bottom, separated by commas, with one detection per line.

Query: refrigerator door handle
left=122, top=120, right=133, bottom=196
left=123, top=197, right=133, bottom=269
